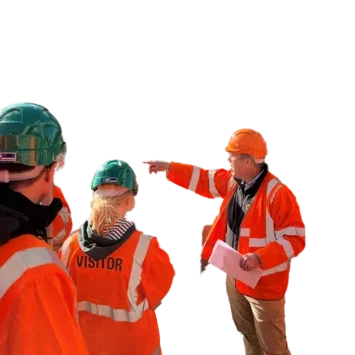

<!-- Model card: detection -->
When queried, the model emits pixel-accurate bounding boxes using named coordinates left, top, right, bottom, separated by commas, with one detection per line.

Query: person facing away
left=0, top=103, right=88, bottom=354
left=59, top=160, right=175, bottom=355
left=144, top=128, right=306, bottom=355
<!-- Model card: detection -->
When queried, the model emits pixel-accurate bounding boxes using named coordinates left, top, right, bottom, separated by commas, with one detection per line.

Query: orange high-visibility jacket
left=59, top=229, right=175, bottom=355
left=0, top=234, right=88, bottom=354
left=167, top=162, right=305, bottom=300
left=51, top=185, right=73, bottom=252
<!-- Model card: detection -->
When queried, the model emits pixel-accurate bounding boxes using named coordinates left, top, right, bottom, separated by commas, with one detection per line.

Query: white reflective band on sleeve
left=262, top=261, right=289, bottom=276
left=52, top=207, right=71, bottom=243
left=269, top=183, right=282, bottom=205
left=78, top=233, right=152, bottom=323
left=0, top=247, right=67, bottom=299
left=275, top=227, right=305, bottom=238
left=208, top=170, right=220, bottom=197
left=266, top=178, right=280, bottom=198
left=53, top=228, right=66, bottom=242
left=188, top=167, right=200, bottom=192
left=276, top=237, right=294, bottom=259
left=59, top=207, right=71, bottom=225
left=239, top=228, right=250, bottom=237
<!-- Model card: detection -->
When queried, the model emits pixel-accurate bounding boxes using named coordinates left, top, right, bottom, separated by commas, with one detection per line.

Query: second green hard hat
left=91, top=160, right=138, bottom=195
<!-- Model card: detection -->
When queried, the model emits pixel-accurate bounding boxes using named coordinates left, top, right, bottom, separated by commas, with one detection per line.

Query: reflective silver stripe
left=275, top=227, right=305, bottom=238
left=274, top=227, right=305, bottom=260
left=52, top=207, right=71, bottom=243
left=249, top=226, right=303, bottom=251
left=262, top=261, right=289, bottom=276
left=188, top=166, right=200, bottom=192
left=265, top=178, right=282, bottom=244
left=276, top=237, right=294, bottom=258
left=269, top=183, right=282, bottom=205
left=265, top=207, right=275, bottom=244
left=208, top=170, right=220, bottom=197
left=266, top=178, right=280, bottom=198
left=77, top=300, right=150, bottom=323
left=239, top=228, right=250, bottom=237
left=78, top=233, right=152, bottom=323
left=60, top=234, right=73, bottom=268
left=249, top=238, right=267, bottom=247
left=243, top=178, right=298, bottom=275
left=0, top=247, right=67, bottom=299
left=59, top=207, right=71, bottom=225
left=247, top=178, right=278, bottom=248
left=53, top=228, right=66, bottom=242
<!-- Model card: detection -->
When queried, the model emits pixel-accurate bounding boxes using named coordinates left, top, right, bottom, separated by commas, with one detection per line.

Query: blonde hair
left=90, top=187, right=133, bottom=236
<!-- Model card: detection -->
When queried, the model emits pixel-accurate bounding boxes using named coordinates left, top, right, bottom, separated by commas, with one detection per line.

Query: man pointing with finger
left=144, top=128, right=305, bottom=355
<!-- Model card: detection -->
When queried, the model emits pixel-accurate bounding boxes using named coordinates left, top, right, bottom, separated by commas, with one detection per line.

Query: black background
left=2, top=96, right=354, bottom=355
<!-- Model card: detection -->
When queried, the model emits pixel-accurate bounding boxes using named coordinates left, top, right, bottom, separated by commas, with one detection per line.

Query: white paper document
left=208, top=239, right=263, bottom=289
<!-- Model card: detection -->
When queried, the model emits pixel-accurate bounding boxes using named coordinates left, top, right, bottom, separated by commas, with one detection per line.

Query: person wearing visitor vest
left=0, top=103, right=88, bottom=354
left=59, top=160, right=175, bottom=355
left=144, top=128, right=305, bottom=355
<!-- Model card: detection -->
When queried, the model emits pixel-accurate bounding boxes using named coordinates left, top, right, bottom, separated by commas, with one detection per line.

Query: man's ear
left=45, top=164, right=56, bottom=183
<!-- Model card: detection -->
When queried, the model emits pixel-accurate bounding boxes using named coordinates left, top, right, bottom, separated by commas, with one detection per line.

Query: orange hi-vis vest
left=167, top=162, right=306, bottom=300
left=0, top=234, right=88, bottom=354
left=50, top=185, right=73, bottom=252
left=59, top=229, right=175, bottom=355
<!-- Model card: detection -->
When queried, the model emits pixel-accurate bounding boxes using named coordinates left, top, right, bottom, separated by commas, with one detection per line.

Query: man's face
left=228, top=153, right=250, bottom=179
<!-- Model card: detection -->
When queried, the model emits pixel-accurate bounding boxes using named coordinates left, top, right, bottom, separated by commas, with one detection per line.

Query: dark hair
left=0, top=162, right=54, bottom=189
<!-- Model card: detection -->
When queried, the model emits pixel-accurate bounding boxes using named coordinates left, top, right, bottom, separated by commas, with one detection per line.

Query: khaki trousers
left=226, top=276, right=291, bottom=355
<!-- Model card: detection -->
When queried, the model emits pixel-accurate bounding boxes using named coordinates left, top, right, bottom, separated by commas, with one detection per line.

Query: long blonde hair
left=90, top=185, right=133, bottom=235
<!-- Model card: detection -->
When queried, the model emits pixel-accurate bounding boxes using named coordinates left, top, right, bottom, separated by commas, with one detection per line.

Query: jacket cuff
left=166, top=162, right=178, bottom=181
left=254, top=253, right=264, bottom=269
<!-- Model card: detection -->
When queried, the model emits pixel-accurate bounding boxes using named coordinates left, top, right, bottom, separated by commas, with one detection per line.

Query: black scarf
left=0, top=184, right=63, bottom=246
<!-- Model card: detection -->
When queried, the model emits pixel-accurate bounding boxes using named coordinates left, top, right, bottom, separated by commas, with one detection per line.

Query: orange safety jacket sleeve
left=2, top=273, right=87, bottom=355
left=141, top=237, right=175, bottom=309
left=255, top=185, right=306, bottom=270
left=52, top=185, right=73, bottom=251
left=166, top=162, right=232, bottom=199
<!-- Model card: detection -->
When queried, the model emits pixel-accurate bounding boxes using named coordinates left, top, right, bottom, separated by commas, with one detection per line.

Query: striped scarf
left=103, top=218, right=136, bottom=241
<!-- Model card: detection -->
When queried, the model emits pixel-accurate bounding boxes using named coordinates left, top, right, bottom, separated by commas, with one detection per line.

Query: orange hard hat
left=225, top=128, right=267, bottom=161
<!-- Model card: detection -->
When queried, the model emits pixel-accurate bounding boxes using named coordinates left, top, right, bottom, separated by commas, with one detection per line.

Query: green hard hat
left=91, top=160, right=138, bottom=195
left=0, top=103, right=66, bottom=166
